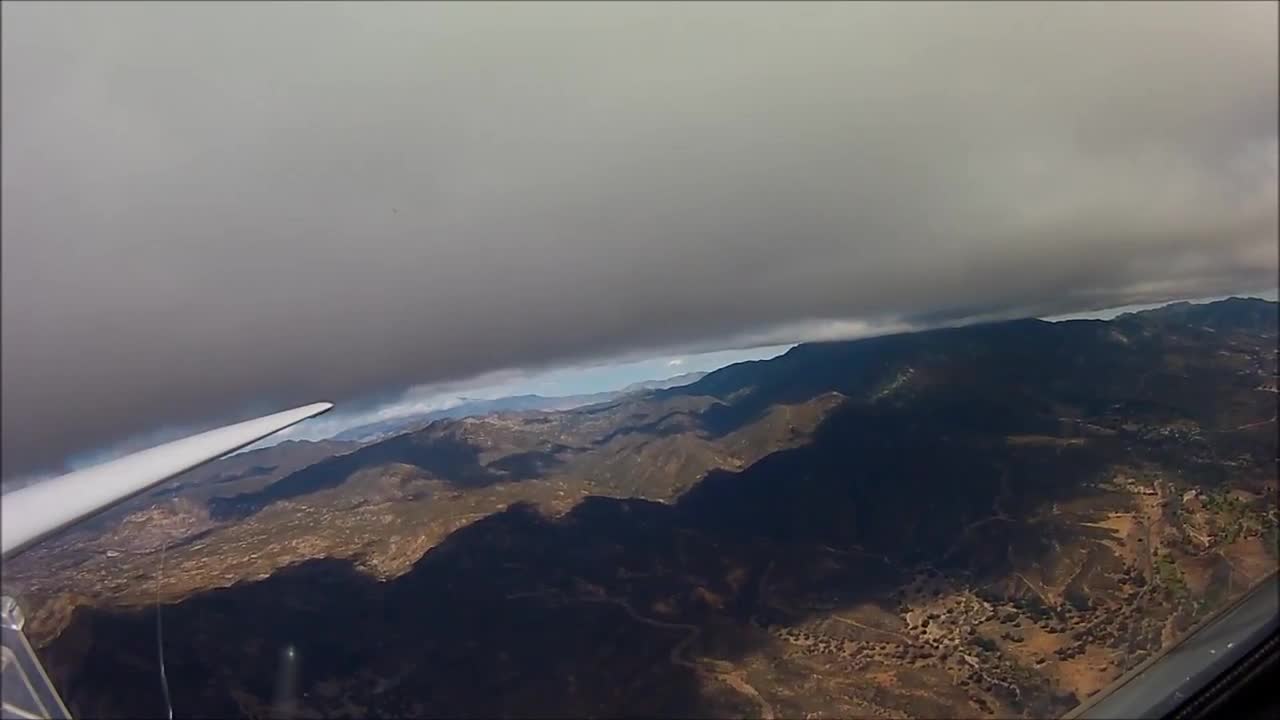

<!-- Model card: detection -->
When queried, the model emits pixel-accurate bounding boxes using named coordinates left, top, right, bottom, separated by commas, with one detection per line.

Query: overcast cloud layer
left=3, top=2, right=1276, bottom=479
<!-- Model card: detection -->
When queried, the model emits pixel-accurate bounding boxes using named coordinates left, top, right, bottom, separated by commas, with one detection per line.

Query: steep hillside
left=5, top=299, right=1276, bottom=719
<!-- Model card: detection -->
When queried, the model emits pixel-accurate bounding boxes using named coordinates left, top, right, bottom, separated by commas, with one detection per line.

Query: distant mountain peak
left=619, top=371, right=708, bottom=394
left=1116, top=296, right=1277, bottom=333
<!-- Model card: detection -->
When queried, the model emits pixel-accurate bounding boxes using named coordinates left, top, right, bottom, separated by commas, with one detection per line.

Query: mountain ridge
left=5, top=297, right=1275, bottom=719
left=332, top=371, right=708, bottom=443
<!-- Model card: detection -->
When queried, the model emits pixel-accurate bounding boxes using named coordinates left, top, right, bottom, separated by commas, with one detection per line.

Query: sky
left=2, top=2, right=1277, bottom=480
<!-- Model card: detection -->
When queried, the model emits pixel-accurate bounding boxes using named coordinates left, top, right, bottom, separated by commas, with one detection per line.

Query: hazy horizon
left=6, top=289, right=1274, bottom=488
left=3, top=2, right=1276, bottom=479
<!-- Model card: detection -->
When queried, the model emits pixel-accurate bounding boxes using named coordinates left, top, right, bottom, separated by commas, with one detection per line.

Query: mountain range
left=3, top=298, right=1275, bottom=719
left=331, top=371, right=708, bottom=443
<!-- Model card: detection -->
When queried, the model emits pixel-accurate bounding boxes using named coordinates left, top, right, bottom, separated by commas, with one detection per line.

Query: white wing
left=0, top=401, right=332, bottom=559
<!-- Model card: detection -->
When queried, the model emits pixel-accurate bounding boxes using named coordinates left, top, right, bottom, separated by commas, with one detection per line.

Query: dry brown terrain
left=2, top=298, right=1275, bottom=718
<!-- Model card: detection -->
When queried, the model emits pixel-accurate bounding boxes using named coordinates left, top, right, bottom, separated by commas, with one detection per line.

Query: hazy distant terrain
left=333, top=371, right=708, bottom=443
left=5, top=299, right=1276, bottom=719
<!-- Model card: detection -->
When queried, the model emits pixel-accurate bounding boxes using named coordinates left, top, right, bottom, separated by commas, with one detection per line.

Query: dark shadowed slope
left=14, top=299, right=1278, bottom=719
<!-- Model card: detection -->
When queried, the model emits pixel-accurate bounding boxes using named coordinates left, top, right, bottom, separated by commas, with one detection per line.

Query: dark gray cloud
left=3, top=2, right=1276, bottom=479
